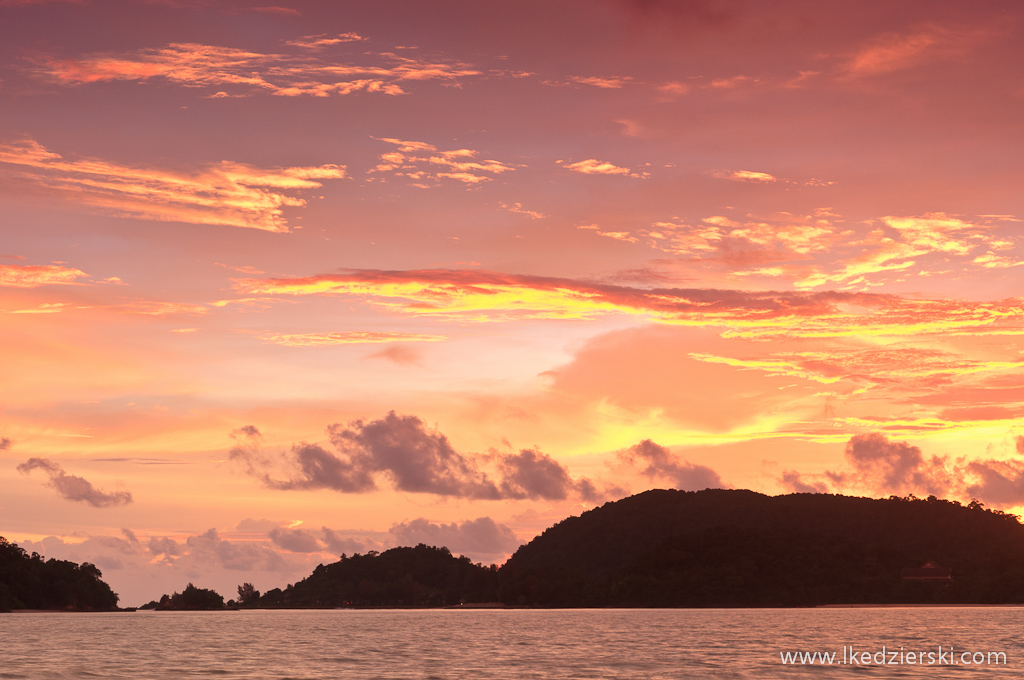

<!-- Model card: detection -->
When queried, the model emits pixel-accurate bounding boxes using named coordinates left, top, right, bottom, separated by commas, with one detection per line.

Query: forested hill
left=255, top=544, right=499, bottom=608
left=0, top=537, right=120, bottom=611
left=497, top=489, right=1024, bottom=607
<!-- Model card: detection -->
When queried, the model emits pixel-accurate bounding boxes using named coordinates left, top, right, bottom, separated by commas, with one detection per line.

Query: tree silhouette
left=237, top=582, right=260, bottom=606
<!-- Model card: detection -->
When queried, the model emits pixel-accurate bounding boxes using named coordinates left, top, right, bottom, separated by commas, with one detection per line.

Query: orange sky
left=2, top=0, right=1024, bottom=606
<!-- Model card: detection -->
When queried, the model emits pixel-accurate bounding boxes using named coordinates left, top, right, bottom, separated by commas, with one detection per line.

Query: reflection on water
left=1, top=607, right=1020, bottom=679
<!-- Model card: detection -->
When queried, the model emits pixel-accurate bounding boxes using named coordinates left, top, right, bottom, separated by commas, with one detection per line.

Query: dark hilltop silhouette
left=496, top=489, right=1024, bottom=607
left=0, top=537, right=119, bottom=611
left=248, top=489, right=1024, bottom=608
left=248, top=544, right=499, bottom=608
left=7, top=489, right=1024, bottom=611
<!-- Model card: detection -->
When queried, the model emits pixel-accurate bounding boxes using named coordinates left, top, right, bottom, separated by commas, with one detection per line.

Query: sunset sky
left=2, top=0, right=1024, bottom=606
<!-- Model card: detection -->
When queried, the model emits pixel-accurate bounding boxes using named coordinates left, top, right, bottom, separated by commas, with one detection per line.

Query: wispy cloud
left=370, top=138, right=515, bottom=186
left=0, top=263, right=88, bottom=287
left=558, top=158, right=649, bottom=178
left=585, top=210, right=1021, bottom=290
left=234, top=268, right=1024, bottom=339
left=842, top=25, right=976, bottom=78
left=570, top=75, right=633, bottom=89
left=500, top=202, right=546, bottom=219
left=711, top=169, right=834, bottom=186
left=285, top=33, right=367, bottom=49
left=0, top=139, right=344, bottom=231
left=33, top=41, right=481, bottom=97
left=258, top=331, right=447, bottom=346
left=691, top=348, right=1024, bottom=391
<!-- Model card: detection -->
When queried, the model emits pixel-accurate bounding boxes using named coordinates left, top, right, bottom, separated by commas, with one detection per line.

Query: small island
left=0, top=537, right=119, bottom=611
left=6, top=489, right=1024, bottom=611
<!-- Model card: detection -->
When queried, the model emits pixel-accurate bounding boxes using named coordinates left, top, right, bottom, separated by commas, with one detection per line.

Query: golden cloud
left=370, top=138, right=515, bottom=186
left=558, top=158, right=648, bottom=178
left=0, top=139, right=345, bottom=231
left=233, top=268, right=1024, bottom=339
left=0, top=263, right=88, bottom=287
left=35, top=42, right=481, bottom=97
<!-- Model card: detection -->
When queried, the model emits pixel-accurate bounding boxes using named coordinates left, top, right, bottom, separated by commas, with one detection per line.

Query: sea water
left=1, top=607, right=1021, bottom=679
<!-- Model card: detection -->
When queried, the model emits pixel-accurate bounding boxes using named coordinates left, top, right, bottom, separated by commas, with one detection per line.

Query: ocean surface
left=1, top=607, right=1021, bottom=679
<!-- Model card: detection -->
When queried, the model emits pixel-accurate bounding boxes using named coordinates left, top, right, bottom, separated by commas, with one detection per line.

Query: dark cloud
left=785, top=433, right=1024, bottom=509
left=273, top=442, right=377, bottom=493
left=268, top=526, right=323, bottom=553
left=963, top=459, right=1024, bottom=508
left=232, top=412, right=600, bottom=500
left=320, top=527, right=377, bottom=556
left=836, top=433, right=953, bottom=497
left=779, top=470, right=828, bottom=494
left=121, top=528, right=140, bottom=545
left=328, top=413, right=499, bottom=497
left=186, top=529, right=288, bottom=572
left=148, top=536, right=183, bottom=557
left=0, top=437, right=11, bottom=450
left=389, top=517, right=522, bottom=564
left=497, top=448, right=598, bottom=501
left=17, top=457, right=133, bottom=507
left=235, top=425, right=261, bottom=438
left=620, top=439, right=726, bottom=490
left=366, top=345, right=423, bottom=365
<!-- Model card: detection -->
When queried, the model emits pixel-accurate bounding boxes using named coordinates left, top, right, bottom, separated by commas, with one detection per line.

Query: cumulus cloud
left=620, top=439, right=726, bottom=490
left=498, top=449, right=598, bottom=501
left=17, top=457, right=133, bottom=507
left=230, top=412, right=596, bottom=500
left=389, top=517, right=522, bottom=564
left=782, top=433, right=1024, bottom=508
left=832, top=433, right=953, bottom=497
left=779, top=470, right=828, bottom=494
left=186, top=529, right=288, bottom=572
left=267, top=526, right=323, bottom=553
left=147, top=536, right=184, bottom=557
left=0, top=437, right=11, bottom=450
left=19, top=526, right=335, bottom=607
left=0, top=139, right=345, bottom=232
left=320, top=527, right=378, bottom=556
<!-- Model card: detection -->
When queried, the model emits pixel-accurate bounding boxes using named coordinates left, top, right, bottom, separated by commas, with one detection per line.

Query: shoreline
left=9, top=604, right=1024, bottom=613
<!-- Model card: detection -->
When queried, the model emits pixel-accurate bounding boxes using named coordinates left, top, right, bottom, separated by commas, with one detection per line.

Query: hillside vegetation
left=497, top=489, right=1024, bottom=606
left=0, top=537, right=119, bottom=611
left=252, top=544, right=498, bottom=608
